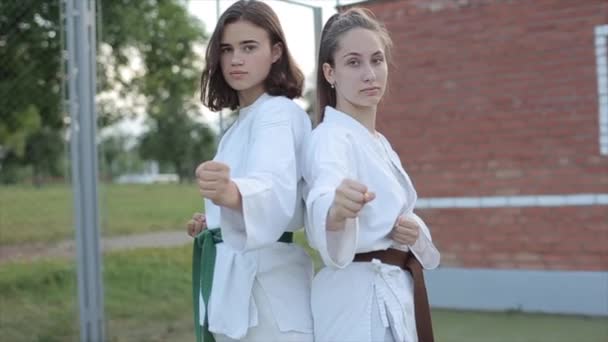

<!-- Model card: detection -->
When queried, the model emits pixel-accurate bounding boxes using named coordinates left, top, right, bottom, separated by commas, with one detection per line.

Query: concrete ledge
left=425, top=267, right=608, bottom=316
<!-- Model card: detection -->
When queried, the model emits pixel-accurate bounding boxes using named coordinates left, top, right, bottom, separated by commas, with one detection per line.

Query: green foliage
left=0, top=0, right=64, bottom=185
left=100, top=0, right=216, bottom=182
left=0, top=0, right=215, bottom=185
left=139, top=117, right=216, bottom=181
left=99, top=134, right=147, bottom=180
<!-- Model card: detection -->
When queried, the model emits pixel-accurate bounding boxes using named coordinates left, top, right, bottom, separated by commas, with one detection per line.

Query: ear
left=271, top=42, right=283, bottom=64
left=322, top=62, right=335, bottom=86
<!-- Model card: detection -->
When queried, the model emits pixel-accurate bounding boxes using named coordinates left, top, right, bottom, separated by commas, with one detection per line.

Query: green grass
left=0, top=183, right=202, bottom=245
left=0, top=246, right=606, bottom=342
left=1, top=184, right=607, bottom=341
left=0, top=246, right=194, bottom=341
left=432, top=309, right=608, bottom=342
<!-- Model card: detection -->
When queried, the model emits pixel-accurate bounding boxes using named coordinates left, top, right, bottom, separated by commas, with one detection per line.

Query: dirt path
left=0, top=230, right=191, bottom=265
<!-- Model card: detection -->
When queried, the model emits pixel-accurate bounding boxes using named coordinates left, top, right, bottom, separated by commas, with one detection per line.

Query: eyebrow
left=342, top=50, right=384, bottom=58
left=342, top=52, right=361, bottom=58
left=220, top=39, right=259, bottom=47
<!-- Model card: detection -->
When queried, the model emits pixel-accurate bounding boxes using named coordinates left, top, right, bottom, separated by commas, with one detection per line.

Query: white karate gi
left=200, top=93, right=313, bottom=341
left=304, top=106, right=440, bottom=342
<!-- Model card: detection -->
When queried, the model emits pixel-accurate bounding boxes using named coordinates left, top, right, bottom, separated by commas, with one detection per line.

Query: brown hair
left=315, top=8, right=393, bottom=124
left=200, top=0, right=304, bottom=111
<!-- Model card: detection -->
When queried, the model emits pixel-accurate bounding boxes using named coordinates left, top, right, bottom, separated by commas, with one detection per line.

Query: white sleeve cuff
left=407, top=212, right=441, bottom=270
left=310, top=192, right=358, bottom=269
left=221, top=177, right=291, bottom=251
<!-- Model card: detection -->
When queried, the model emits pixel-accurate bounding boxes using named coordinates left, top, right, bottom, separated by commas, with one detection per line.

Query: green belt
left=192, top=228, right=294, bottom=342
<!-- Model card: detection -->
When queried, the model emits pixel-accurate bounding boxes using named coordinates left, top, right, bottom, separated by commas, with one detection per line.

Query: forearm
left=217, top=181, right=242, bottom=212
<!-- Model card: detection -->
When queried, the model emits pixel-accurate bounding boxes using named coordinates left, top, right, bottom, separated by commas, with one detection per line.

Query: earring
left=330, top=83, right=335, bottom=89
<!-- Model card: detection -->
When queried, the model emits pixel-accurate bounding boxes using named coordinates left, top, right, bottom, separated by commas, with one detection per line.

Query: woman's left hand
left=390, top=214, right=420, bottom=245
left=187, top=213, right=207, bottom=237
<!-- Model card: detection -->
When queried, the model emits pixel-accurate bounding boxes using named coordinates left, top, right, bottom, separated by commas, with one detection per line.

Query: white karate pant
left=214, top=280, right=313, bottom=342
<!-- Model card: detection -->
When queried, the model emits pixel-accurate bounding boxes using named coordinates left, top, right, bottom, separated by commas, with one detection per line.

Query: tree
left=101, top=0, right=216, bottom=182
left=0, top=0, right=214, bottom=184
left=0, top=0, right=64, bottom=185
left=139, top=116, right=215, bottom=182
left=99, top=133, right=142, bottom=181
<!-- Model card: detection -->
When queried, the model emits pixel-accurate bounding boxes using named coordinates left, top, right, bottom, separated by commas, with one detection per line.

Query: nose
left=362, top=62, right=376, bottom=83
left=231, top=51, right=244, bottom=66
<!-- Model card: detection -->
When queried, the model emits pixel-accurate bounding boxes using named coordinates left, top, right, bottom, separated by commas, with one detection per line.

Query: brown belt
left=354, top=249, right=435, bottom=342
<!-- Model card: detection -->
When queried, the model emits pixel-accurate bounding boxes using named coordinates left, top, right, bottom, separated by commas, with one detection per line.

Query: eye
left=220, top=46, right=232, bottom=54
left=243, top=45, right=257, bottom=53
left=372, top=56, right=385, bottom=64
left=347, top=59, right=360, bottom=67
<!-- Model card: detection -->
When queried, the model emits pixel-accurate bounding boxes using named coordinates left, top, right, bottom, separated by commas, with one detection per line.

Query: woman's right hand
left=186, top=213, right=207, bottom=237
left=326, top=179, right=375, bottom=230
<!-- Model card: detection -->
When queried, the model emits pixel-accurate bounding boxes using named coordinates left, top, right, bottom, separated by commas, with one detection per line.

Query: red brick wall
left=420, top=207, right=608, bottom=271
left=346, top=0, right=608, bottom=270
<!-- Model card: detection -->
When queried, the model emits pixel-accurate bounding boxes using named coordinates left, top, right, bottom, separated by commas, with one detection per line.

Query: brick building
left=341, top=0, right=608, bottom=315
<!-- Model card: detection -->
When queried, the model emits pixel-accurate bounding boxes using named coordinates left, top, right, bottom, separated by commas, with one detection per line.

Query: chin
left=228, top=83, right=251, bottom=92
left=357, top=99, right=381, bottom=107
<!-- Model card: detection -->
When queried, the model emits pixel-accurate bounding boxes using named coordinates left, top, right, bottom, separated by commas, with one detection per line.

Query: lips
left=229, top=71, right=247, bottom=76
left=361, top=86, right=381, bottom=94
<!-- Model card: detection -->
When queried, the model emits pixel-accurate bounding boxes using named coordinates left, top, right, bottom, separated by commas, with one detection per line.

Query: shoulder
left=306, top=120, right=354, bottom=159
left=262, top=95, right=301, bottom=110
left=257, top=96, right=310, bottom=128
left=310, top=119, right=351, bottom=144
left=259, top=96, right=306, bottom=119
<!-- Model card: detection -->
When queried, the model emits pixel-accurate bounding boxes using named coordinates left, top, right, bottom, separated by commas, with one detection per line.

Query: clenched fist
left=327, top=179, right=375, bottom=230
left=195, top=161, right=241, bottom=209
left=390, top=214, right=420, bottom=245
left=186, top=212, right=207, bottom=237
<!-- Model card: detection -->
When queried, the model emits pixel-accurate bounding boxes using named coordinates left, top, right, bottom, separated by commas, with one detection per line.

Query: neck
left=238, top=85, right=265, bottom=108
left=336, top=98, right=377, bottom=133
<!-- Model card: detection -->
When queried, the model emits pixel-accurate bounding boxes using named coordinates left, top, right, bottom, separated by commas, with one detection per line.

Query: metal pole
left=64, top=0, right=105, bottom=340
left=313, top=6, right=322, bottom=61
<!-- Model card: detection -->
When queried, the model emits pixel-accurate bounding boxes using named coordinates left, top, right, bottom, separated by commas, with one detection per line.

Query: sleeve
left=407, top=212, right=441, bottom=269
left=220, top=101, right=303, bottom=251
left=303, top=128, right=359, bottom=269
